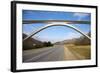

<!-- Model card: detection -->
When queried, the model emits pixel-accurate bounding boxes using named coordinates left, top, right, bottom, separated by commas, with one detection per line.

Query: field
left=64, top=44, right=91, bottom=59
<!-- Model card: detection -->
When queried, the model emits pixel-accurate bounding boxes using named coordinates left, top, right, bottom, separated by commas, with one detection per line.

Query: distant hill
left=23, top=33, right=43, bottom=50
left=54, top=38, right=76, bottom=45
left=54, top=32, right=91, bottom=45
left=74, top=32, right=91, bottom=45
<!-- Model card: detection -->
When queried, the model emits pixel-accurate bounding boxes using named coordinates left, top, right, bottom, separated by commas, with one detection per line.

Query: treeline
left=23, top=33, right=53, bottom=50
left=23, top=41, right=53, bottom=50
left=43, top=42, right=53, bottom=47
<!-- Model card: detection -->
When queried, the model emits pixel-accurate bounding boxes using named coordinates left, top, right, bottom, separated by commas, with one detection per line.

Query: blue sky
left=22, top=10, right=91, bottom=43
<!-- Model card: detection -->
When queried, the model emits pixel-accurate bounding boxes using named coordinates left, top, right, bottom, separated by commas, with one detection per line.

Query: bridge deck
left=23, top=20, right=90, bottom=24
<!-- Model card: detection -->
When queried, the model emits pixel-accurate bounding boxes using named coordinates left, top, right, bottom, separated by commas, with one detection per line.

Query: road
left=23, top=45, right=83, bottom=62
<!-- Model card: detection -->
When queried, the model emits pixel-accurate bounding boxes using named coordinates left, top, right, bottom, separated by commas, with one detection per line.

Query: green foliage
left=43, top=41, right=53, bottom=47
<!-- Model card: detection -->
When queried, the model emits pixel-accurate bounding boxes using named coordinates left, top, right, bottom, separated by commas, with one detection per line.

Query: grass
left=64, top=44, right=91, bottom=59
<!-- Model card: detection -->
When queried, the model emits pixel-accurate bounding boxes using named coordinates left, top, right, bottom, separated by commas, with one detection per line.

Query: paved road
left=23, top=45, right=83, bottom=62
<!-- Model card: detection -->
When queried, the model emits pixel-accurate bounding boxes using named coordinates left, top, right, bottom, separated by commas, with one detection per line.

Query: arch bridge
left=23, top=20, right=91, bottom=41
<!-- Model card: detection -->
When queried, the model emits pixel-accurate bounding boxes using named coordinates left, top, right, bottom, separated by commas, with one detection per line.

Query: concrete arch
left=23, top=23, right=91, bottom=41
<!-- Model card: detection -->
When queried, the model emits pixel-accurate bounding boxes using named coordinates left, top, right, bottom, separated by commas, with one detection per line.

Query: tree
left=43, top=41, right=53, bottom=47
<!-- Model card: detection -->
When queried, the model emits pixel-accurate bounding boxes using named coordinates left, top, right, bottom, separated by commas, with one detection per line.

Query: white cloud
left=73, top=13, right=89, bottom=20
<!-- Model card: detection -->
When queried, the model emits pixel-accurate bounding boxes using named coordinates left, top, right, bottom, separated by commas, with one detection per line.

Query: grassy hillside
left=64, top=32, right=91, bottom=59
left=64, top=45, right=91, bottom=59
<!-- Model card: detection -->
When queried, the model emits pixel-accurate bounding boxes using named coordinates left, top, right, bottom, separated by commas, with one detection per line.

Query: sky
left=22, top=10, right=91, bottom=43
